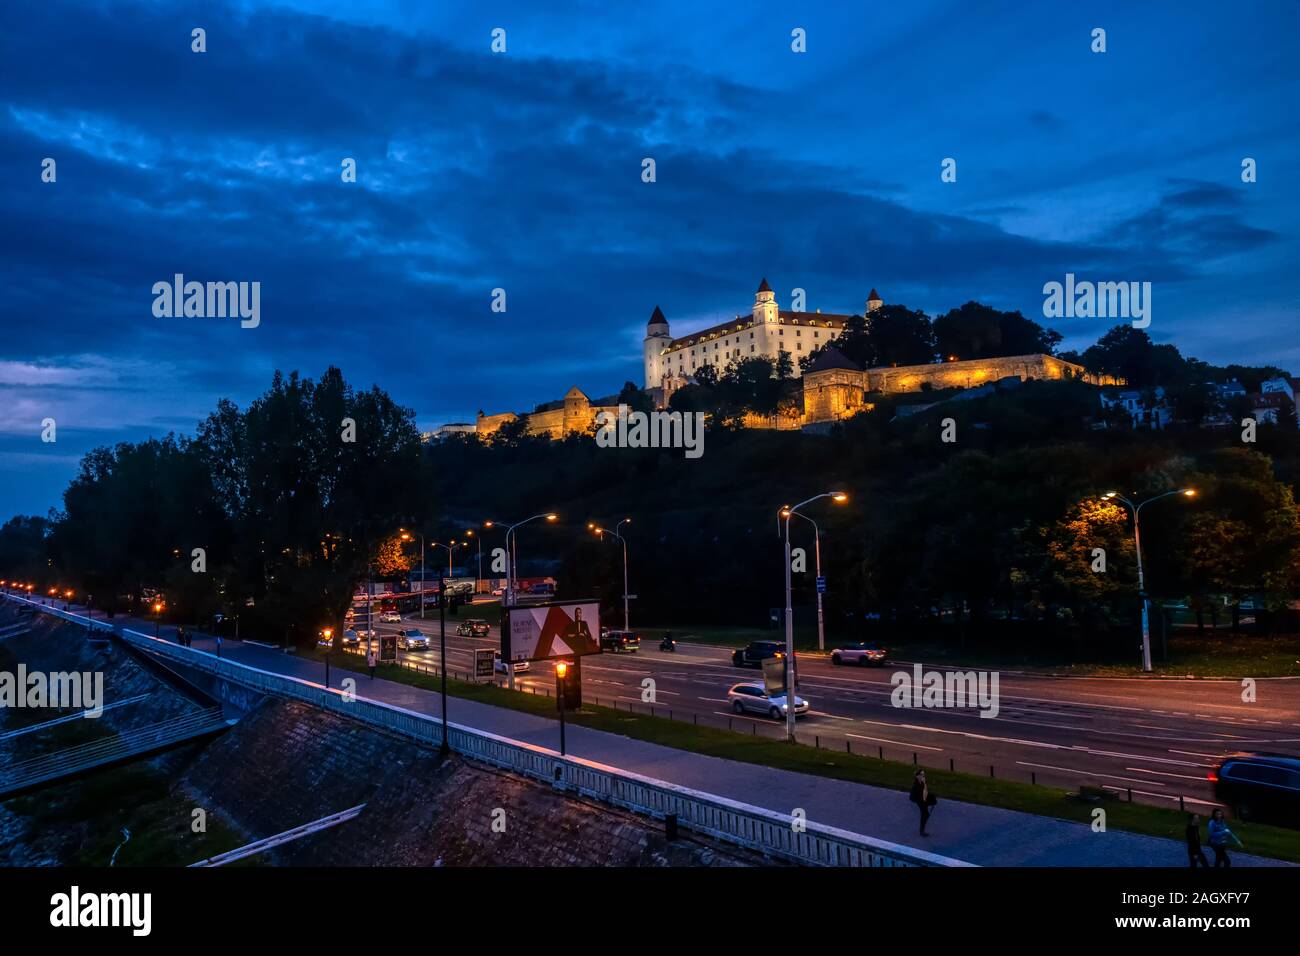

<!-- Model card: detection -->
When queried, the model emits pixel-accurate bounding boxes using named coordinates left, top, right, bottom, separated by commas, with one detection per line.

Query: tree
left=0, top=515, right=50, bottom=584
left=1082, top=326, right=1189, bottom=386
left=934, top=302, right=1061, bottom=360
left=616, top=380, right=654, bottom=415
left=864, top=305, right=937, bottom=367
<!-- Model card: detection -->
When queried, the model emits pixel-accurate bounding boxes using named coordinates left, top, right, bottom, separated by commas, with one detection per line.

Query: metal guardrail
left=2, top=594, right=971, bottom=866
left=0, top=706, right=228, bottom=796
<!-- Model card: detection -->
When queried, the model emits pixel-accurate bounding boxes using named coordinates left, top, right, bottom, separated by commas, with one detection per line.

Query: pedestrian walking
left=1185, top=813, right=1210, bottom=868
left=215, top=634, right=223, bottom=659
left=176, top=625, right=186, bottom=647
left=909, top=769, right=937, bottom=837
left=1207, top=809, right=1243, bottom=867
left=367, top=647, right=377, bottom=679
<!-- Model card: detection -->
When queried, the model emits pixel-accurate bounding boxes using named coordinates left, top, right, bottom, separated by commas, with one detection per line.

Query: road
left=359, top=605, right=1300, bottom=811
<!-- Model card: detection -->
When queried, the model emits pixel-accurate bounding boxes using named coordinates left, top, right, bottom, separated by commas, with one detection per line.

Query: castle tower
left=752, top=277, right=779, bottom=325
left=643, top=305, right=671, bottom=388
left=867, top=288, right=883, bottom=313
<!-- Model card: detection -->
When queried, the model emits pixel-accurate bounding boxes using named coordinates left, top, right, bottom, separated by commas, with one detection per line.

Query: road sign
left=816, top=576, right=826, bottom=594
left=474, top=648, right=495, bottom=680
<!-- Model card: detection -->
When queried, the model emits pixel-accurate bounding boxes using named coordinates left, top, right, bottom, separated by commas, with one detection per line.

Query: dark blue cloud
left=0, top=0, right=1296, bottom=517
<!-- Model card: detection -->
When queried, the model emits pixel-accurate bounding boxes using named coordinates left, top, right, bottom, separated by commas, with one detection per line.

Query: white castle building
left=642, top=278, right=882, bottom=401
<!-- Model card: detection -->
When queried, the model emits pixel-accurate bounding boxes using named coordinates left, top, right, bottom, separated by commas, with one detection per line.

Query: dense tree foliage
left=2, top=368, right=429, bottom=647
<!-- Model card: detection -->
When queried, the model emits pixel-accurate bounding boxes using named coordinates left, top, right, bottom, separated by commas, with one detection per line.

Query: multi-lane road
left=363, top=605, right=1300, bottom=810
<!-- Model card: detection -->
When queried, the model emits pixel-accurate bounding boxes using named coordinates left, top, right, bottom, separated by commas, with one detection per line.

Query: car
left=1211, top=753, right=1300, bottom=826
left=341, top=629, right=361, bottom=647
left=352, top=627, right=376, bottom=641
left=830, top=642, right=888, bottom=667
left=599, top=629, right=640, bottom=653
left=491, top=586, right=506, bottom=596
left=380, top=610, right=402, bottom=623
left=397, top=629, right=430, bottom=651
left=494, top=651, right=529, bottom=674
left=455, top=618, right=491, bottom=637
left=727, top=682, right=809, bottom=720
left=732, top=640, right=785, bottom=668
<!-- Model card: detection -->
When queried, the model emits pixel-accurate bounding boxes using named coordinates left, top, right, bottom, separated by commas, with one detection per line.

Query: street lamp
left=400, top=529, right=427, bottom=619
left=777, top=492, right=847, bottom=741
left=590, top=518, right=632, bottom=632
left=500, top=514, right=558, bottom=690
left=464, top=530, right=483, bottom=595
left=152, top=600, right=164, bottom=640
left=784, top=511, right=826, bottom=651
left=1101, top=488, right=1196, bottom=672
left=555, top=659, right=570, bottom=756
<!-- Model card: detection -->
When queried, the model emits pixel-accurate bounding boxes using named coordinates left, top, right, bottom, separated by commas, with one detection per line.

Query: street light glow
left=545, top=513, right=558, bottom=521
left=831, top=492, right=848, bottom=502
left=1183, top=489, right=1196, bottom=497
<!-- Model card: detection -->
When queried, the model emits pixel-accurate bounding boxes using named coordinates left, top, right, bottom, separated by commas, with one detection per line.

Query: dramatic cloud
left=0, top=0, right=1296, bottom=516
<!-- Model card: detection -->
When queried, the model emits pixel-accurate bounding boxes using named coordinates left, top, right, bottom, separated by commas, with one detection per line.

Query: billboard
left=474, top=648, right=495, bottom=680
left=503, top=600, right=600, bottom=663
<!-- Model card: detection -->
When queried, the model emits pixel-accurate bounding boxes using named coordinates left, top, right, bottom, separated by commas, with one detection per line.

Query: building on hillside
left=1260, top=376, right=1298, bottom=402
left=475, top=386, right=621, bottom=440
left=422, top=423, right=476, bottom=441
left=1098, top=386, right=1173, bottom=430
left=1250, top=391, right=1294, bottom=426
left=801, top=346, right=1104, bottom=424
left=643, top=278, right=882, bottom=405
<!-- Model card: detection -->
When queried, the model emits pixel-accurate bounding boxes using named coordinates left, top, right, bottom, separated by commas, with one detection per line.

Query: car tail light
left=1207, top=771, right=1218, bottom=782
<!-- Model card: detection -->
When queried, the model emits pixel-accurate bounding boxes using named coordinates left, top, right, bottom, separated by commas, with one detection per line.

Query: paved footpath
left=22, top=599, right=1294, bottom=867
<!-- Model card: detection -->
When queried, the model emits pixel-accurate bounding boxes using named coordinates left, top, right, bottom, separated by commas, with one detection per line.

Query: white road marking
left=846, top=732, right=942, bottom=751
left=1016, top=762, right=1166, bottom=787
left=1124, top=767, right=1209, bottom=782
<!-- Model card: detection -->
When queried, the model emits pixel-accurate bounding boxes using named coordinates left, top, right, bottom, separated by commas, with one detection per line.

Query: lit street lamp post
left=400, top=529, right=426, bottom=619
left=465, top=530, right=483, bottom=594
left=778, top=492, right=847, bottom=741
left=499, top=514, right=558, bottom=689
left=590, top=519, right=632, bottom=631
left=1102, top=488, right=1196, bottom=672
left=787, top=511, right=826, bottom=651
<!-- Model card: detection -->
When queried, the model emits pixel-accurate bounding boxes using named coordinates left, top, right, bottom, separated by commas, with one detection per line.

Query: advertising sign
left=474, top=648, right=495, bottom=680
left=379, top=633, right=397, bottom=664
left=503, top=600, right=600, bottom=663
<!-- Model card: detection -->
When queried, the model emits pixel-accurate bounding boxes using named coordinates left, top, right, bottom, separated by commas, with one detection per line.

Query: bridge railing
left=1, top=594, right=971, bottom=867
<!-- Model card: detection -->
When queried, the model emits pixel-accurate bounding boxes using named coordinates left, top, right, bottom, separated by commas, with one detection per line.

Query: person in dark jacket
left=1207, top=809, right=1243, bottom=867
left=1185, top=813, right=1210, bottom=868
left=909, top=770, right=937, bottom=836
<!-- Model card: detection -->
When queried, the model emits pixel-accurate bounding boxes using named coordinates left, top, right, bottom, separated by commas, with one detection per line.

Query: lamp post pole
left=501, top=514, right=558, bottom=689
left=1102, top=489, right=1196, bottom=672
left=401, top=530, right=426, bottom=619
left=439, top=573, right=450, bottom=754
left=777, top=492, right=847, bottom=741
left=789, top=511, right=825, bottom=651
left=591, top=519, right=632, bottom=631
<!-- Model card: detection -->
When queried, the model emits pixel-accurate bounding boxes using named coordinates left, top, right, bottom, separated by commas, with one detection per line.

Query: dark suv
left=600, top=629, right=640, bottom=653
left=1211, top=753, right=1300, bottom=826
left=732, top=640, right=785, bottom=668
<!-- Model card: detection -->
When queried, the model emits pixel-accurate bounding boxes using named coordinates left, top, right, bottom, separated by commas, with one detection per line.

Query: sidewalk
left=25, top=599, right=1293, bottom=867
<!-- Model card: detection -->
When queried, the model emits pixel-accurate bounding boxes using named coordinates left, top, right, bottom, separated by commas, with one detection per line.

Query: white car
left=830, top=642, right=888, bottom=667
left=494, top=652, right=529, bottom=674
left=397, top=629, right=430, bottom=651
left=727, top=682, right=809, bottom=720
left=380, top=611, right=402, bottom=623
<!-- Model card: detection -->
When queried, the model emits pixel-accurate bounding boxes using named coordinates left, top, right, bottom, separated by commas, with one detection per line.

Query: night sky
left=1, top=0, right=1297, bottom=517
